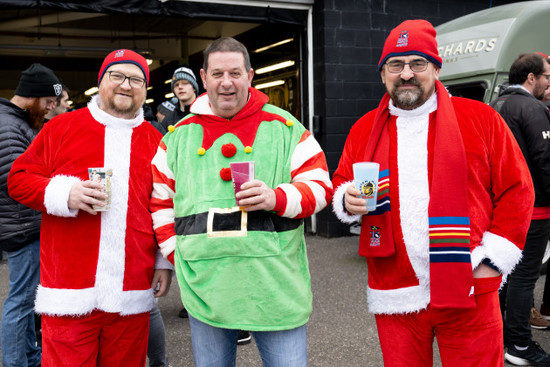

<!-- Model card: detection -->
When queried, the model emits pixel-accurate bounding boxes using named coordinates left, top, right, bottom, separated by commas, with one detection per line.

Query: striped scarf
left=362, top=80, right=475, bottom=309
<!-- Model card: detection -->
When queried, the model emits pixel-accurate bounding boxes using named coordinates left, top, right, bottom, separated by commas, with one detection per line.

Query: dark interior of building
left=0, top=2, right=305, bottom=116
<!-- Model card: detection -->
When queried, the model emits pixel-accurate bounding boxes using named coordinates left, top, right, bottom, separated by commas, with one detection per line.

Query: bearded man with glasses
left=332, top=20, right=533, bottom=366
left=8, top=49, right=172, bottom=366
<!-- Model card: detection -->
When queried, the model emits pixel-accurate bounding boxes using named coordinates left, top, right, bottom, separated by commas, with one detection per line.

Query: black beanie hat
left=15, top=63, right=62, bottom=98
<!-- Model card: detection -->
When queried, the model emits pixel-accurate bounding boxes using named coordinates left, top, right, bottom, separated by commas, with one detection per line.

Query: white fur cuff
left=155, top=249, right=175, bottom=270
left=332, top=181, right=361, bottom=224
left=471, top=231, right=523, bottom=278
left=44, top=175, right=82, bottom=217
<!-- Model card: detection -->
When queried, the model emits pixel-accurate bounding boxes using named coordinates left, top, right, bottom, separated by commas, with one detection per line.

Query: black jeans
left=544, top=260, right=550, bottom=307
left=500, top=218, right=550, bottom=346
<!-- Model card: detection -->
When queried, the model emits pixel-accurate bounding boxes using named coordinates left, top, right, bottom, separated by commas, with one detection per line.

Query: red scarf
left=362, top=80, right=475, bottom=309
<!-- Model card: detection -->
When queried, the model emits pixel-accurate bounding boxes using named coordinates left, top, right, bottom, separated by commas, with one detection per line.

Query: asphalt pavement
left=0, top=234, right=548, bottom=366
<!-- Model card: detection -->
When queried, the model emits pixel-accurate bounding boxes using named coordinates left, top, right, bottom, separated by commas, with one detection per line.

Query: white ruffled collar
left=88, top=95, right=144, bottom=129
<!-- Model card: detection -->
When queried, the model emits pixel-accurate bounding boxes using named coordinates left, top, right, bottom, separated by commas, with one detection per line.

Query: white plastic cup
left=352, top=162, right=379, bottom=211
left=88, top=167, right=112, bottom=211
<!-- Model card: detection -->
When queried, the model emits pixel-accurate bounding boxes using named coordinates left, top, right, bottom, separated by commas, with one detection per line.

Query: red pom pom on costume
left=221, top=143, right=237, bottom=158
left=220, top=167, right=232, bottom=181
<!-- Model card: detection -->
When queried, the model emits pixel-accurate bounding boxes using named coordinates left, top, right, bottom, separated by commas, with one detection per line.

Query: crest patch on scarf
left=396, top=31, right=408, bottom=47
left=370, top=225, right=381, bottom=247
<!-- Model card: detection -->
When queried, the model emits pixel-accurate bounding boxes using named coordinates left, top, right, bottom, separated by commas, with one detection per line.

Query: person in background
left=0, top=63, right=60, bottom=367
left=45, top=84, right=70, bottom=121
left=535, top=53, right=550, bottom=329
left=150, top=37, right=332, bottom=366
left=491, top=52, right=550, bottom=365
left=156, top=100, right=176, bottom=124
left=332, top=20, right=533, bottom=366
left=156, top=66, right=199, bottom=134
left=8, top=49, right=172, bottom=367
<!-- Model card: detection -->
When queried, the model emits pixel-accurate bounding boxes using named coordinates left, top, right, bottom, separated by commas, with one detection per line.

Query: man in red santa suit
left=8, top=49, right=172, bottom=366
left=332, top=20, right=534, bottom=366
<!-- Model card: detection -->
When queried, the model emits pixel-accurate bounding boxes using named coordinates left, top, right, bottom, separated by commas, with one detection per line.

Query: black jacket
left=0, top=98, right=41, bottom=251
left=491, top=87, right=550, bottom=207
left=155, top=104, right=192, bottom=135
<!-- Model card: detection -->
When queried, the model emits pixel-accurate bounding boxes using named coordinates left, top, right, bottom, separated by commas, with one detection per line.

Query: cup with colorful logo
left=353, top=162, right=379, bottom=211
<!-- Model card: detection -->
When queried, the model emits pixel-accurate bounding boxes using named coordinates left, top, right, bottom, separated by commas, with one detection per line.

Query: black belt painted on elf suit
left=175, top=207, right=303, bottom=236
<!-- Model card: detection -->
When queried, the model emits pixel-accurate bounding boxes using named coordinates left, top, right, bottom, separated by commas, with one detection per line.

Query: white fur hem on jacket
left=367, top=283, right=430, bottom=314
left=44, top=175, right=81, bottom=217
left=471, top=231, right=522, bottom=284
left=34, top=285, right=156, bottom=316
left=332, top=181, right=361, bottom=224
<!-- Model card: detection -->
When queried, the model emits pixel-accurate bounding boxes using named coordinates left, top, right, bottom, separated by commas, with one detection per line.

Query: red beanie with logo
left=98, top=49, right=149, bottom=86
left=378, top=19, right=442, bottom=71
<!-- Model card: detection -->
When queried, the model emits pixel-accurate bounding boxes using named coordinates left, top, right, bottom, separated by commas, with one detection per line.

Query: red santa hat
left=98, top=49, right=149, bottom=86
left=378, top=19, right=443, bottom=71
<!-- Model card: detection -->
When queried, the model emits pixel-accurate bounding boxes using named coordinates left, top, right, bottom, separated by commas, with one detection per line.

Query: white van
left=436, top=1, right=550, bottom=103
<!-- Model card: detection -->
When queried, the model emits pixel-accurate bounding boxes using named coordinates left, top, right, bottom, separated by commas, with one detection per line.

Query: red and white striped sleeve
left=150, top=140, right=176, bottom=264
left=272, top=130, right=333, bottom=219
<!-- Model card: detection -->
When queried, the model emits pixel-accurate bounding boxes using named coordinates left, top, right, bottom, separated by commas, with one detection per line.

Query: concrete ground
left=0, top=234, right=548, bottom=366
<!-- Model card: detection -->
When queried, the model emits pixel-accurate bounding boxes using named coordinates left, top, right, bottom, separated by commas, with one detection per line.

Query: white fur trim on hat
left=44, top=175, right=82, bottom=217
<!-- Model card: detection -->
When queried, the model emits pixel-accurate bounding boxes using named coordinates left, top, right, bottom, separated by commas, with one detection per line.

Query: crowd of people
left=0, top=18, right=549, bottom=367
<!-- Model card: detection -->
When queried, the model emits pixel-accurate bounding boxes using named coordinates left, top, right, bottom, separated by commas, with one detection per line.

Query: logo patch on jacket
left=370, top=225, right=381, bottom=247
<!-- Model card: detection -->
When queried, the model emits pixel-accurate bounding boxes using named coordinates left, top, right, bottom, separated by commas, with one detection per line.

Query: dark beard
left=390, top=78, right=425, bottom=110
left=26, top=98, right=48, bottom=131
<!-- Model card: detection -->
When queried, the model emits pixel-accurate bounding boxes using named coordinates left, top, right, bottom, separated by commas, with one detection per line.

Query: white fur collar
left=88, top=95, right=144, bottom=129
left=190, top=93, right=215, bottom=116
left=389, top=91, right=437, bottom=118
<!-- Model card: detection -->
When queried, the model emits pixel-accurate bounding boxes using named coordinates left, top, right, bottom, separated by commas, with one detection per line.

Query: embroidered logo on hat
left=162, top=101, right=176, bottom=112
left=377, top=19, right=442, bottom=71
left=115, top=49, right=125, bottom=58
left=54, top=84, right=62, bottom=96
left=397, top=31, right=409, bottom=47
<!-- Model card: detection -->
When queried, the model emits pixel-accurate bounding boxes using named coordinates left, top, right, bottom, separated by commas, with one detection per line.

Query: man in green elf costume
left=150, top=37, right=332, bottom=366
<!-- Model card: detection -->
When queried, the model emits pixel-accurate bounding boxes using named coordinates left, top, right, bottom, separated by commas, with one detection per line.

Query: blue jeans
left=188, top=314, right=308, bottom=367
left=148, top=302, right=168, bottom=367
left=1, top=239, right=41, bottom=367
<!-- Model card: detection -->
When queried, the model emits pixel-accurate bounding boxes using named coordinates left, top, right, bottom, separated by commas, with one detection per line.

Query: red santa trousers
left=41, top=310, right=149, bottom=367
left=375, top=276, right=503, bottom=367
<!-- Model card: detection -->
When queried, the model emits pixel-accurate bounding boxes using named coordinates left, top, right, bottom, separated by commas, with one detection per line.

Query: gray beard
left=393, top=89, right=422, bottom=110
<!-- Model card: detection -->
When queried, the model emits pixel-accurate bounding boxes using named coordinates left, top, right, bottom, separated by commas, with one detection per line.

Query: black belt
left=175, top=208, right=303, bottom=236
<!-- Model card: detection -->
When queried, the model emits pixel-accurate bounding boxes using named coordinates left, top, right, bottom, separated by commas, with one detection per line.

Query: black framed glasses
left=107, top=71, right=146, bottom=88
left=385, top=59, right=430, bottom=74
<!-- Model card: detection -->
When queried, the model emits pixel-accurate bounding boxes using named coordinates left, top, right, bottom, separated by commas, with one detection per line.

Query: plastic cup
left=352, top=162, right=379, bottom=211
left=230, top=161, right=255, bottom=201
left=88, top=167, right=112, bottom=211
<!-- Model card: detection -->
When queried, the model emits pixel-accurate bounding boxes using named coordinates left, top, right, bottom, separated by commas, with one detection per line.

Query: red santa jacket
left=8, top=96, right=164, bottom=316
left=332, top=94, right=533, bottom=314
